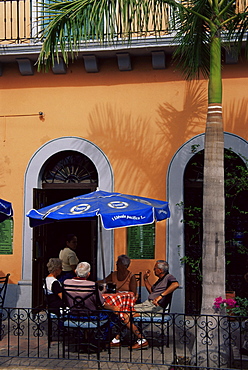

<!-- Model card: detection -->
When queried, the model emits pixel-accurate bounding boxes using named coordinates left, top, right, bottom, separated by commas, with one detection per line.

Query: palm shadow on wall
left=155, top=81, right=206, bottom=172
left=86, top=81, right=247, bottom=196
left=224, top=98, right=248, bottom=136
left=86, top=81, right=206, bottom=196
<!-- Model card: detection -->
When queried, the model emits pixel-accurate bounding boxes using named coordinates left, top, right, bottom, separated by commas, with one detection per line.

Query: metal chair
left=43, top=278, right=65, bottom=349
left=62, top=282, right=110, bottom=354
left=135, top=272, right=142, bottom=303
left=133, top=293, right=174, bottom=348
left=0, top=273, right=10, bottom=340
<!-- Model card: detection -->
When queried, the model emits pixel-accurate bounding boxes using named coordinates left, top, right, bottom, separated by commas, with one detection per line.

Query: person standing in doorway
left=58, top=234, right=79, bottom=283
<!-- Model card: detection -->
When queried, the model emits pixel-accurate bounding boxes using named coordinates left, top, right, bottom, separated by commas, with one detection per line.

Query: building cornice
left=0, top=35, right=176, bottom=62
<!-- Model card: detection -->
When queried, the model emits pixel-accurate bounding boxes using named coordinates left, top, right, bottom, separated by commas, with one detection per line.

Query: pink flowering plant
left=213, top=296, right=237, bottom=314
left=213, top=296, right=248, bottom=317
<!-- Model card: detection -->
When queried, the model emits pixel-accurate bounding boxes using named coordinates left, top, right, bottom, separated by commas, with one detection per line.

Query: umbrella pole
left=99, top=222, right=106, bottom=281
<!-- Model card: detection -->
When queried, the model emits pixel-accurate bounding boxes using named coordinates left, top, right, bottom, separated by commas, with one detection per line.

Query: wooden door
left=32, top=188, right=97, bottom=309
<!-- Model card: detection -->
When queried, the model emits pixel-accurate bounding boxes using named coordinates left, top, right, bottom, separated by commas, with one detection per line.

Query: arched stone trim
left=167, top=132, right=248, bottom=313
left=19, top=137, right=113, bottom=308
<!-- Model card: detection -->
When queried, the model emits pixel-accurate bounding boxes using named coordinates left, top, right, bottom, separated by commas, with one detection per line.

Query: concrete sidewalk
left=0, top=309, right=175, bottom=370
left=0, top=338, right=172, bottom=370
left=0, top=357, right=170, bottom=370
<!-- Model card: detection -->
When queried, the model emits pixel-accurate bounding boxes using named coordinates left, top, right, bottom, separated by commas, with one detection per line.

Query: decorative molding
left=16, top=58, right=34, bottom=75
left=116, top=53, right=132, bottom=71
left=151, top=51, right=166, bottom=69
left=83, top=55, right=99, bottom=73
left=52, top=57, right=67, bottom=74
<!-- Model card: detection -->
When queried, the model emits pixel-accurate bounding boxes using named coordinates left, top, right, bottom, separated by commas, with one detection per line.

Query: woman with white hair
left=44, top=258, right=63, bottom=315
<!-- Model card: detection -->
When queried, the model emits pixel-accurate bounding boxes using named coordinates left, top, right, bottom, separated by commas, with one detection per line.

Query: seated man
left=134, top=260, right=179, bottom=316
left=64, top=262, right=108, bottom=316
left=64, top=262, right=148, bottom=349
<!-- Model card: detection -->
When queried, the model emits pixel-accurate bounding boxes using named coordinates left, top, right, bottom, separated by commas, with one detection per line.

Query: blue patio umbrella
left=26, top=190, right=170, bottom=277
left=0, top=199, right=13, bottom=223
left=27, top=190, right=170, bottom=229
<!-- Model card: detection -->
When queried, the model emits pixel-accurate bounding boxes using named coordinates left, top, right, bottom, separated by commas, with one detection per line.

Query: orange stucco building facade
left=0, top=19, right=248, bottom=311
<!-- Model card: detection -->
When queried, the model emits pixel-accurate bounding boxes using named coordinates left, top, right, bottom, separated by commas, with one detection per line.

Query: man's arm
left=152, top=281, right=179, bottom=306
left=143, top=269, right=152, bottom=293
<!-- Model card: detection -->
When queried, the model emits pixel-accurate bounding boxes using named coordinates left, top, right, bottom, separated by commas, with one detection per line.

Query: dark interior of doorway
left=183, top=149, right=248, bottom=315
left=32, top=188, right=97, bottom=309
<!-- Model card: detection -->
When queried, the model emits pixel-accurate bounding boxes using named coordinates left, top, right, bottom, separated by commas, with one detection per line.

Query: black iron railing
left=0, top=0, right=172, bottom=44
left=1, top=0, right=247, bottom=45
left=0, top=0, right=37, bottom=43
left=1, top=308, right=248, bottom=370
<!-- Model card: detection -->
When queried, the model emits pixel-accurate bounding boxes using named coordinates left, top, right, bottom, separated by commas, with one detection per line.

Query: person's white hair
left=156, top=260, right=169, bottom=273
left=75, top=262, right=91, bottom=278
left=47, top=258, right=62, bottom=273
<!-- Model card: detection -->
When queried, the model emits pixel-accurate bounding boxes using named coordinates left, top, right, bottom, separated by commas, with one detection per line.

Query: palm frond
left=37, top=0, right=248, bottom=72
left=172, top=0, right=212, bottom=79
left=38, top=0, right=118, bottom=69
left=225, top=8, right=248, bottom=58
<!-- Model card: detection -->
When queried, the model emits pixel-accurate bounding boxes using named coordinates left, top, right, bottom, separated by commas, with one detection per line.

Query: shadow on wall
left=224, top=98, right=248, bottom=136
left=87, top=80, right=248, bottom=198
left=86, top=81, right=206, bottom=196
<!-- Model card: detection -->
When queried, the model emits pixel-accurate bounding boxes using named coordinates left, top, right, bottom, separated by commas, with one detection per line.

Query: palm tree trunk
left=193, top=105, right=228, bottom=368
left=201, top=103, right=225, bottom=314
left=202, top=28, right=225, bottom=316
left=192, top=31, right=229, bottom=368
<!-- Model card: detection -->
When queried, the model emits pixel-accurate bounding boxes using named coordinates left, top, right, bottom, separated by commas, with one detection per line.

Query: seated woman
left=44, top=258, right=64, bottom=316
left=101, top=254, right=137, bottom=295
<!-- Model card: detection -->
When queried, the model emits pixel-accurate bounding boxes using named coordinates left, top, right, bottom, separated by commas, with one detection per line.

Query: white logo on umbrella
left=108, top=201, right=129, bottom=209
left=70, top=204, right=91, bottom=214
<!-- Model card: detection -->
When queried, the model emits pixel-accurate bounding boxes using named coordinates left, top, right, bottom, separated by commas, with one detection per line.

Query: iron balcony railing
left=0, top=0, right=172, bottom=44
left=1, top=307, right=248, bottom=370
left=1, top=0, right=247, bottom=46
left=0, top=0, right=36, bottom=43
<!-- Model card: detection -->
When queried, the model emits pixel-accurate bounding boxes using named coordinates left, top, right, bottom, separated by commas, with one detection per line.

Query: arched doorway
left=183, top=149, right=248, bottom=314
left=20, top=137, right=113, bottom=309
left=32, top=150, right=99, bottom=309
left=167, top=132, right=248, bottom=314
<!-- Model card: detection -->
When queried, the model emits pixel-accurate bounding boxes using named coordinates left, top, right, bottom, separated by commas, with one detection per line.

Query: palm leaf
left=37, top=0, right=248, bottom=70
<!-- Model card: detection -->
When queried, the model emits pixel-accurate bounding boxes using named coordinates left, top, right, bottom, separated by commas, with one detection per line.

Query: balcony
left=0, top=0, right=176, bottom=63
left=0, top=0, right=36, bottom=44
left=1, top=0, right=246, bottom=65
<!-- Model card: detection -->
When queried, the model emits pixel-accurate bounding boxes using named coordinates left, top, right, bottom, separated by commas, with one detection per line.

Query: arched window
left=41, top=151, right=98, bottom=187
